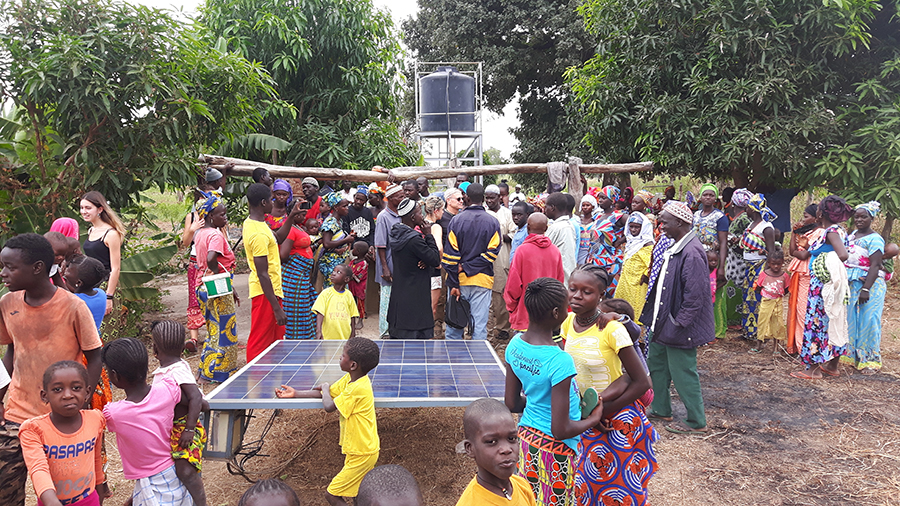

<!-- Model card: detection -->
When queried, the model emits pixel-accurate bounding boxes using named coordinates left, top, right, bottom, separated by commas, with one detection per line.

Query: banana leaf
left=118, top=270, right=154, bottom=287
left=119, top=286, right=160, bottom=301
left=121, top=245, right=178, bottom=272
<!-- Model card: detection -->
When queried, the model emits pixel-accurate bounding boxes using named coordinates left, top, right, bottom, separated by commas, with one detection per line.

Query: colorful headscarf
left=196, top=189, right=224, bottom=220
left=459, top=181, right=471, bottom=193
left=819, top=195, right=853, bottom=223
left=684, top=191, right=696, bottom=208
left=731, top=188, right=753, bottom=208
left=748, top=194, right=777, bottom=222
left=50, top=218, right=79, bottom=240
left=856, top=201, right=881, bottom=217
left=600, top=185, right=620, bottom=201
left=699, top=183, right=719, bottom=200
left=624, top=212, right=655, bottom=261
left=587, top=186, right=601, bottom=199
left=633, top=190, right=661, bottom=211
left=323, top=191, right=343, bottom=208
left=663, top=200, right=693, bottom=224
left=355, top=185, right=368, bottom=197
left=272, top=179, right=294, bottom=207
left=368, top=182, right=385, bottom=197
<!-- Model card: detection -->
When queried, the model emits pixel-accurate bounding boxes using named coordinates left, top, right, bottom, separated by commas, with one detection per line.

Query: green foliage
left=565, top=0, right=898, bottom=190
left=0, top=0, right=284, bottom=240
left=403, top=0, right=596, bottom=170
left=200, top=0, right=419, bottom=169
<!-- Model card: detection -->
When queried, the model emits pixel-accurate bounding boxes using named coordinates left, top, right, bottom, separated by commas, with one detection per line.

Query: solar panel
left=205, top=340, right=507, bottom=410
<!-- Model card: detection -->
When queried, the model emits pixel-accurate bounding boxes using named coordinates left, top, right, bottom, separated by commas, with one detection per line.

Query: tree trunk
left=883, top=215, right=894, bottom=241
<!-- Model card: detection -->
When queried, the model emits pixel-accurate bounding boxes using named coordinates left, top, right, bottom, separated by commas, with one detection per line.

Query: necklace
left=476, top=474, right=512, bottom=500
left=575, top=309, right=601, bottom=327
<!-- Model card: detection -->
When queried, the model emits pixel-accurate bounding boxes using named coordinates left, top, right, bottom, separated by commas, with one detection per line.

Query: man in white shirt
left=509, top=184, right=526, bottom=205
left=543, top=192, right=577, bottom=283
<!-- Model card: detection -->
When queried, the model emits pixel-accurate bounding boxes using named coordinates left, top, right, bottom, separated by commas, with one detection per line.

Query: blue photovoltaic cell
left=206, top=340, right=506, bottom=409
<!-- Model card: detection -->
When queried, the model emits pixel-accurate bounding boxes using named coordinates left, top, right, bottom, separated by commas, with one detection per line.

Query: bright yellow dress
left=613, top=244, right=653, bottom=318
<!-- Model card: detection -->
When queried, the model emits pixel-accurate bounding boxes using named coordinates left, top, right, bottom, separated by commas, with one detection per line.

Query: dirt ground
left=31, top=273, right=900, bottom=506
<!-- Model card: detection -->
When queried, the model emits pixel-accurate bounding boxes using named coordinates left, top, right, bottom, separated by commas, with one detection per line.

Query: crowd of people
left=0, top=170, right=893, bottom=506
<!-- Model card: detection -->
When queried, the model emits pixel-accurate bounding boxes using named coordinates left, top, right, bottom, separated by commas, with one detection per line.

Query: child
left=150, top=320, right=209, bottom=506
left=101, top=338, right=193, bottom=505
left=312, top=264, right=359, bottom=340
left=64, top=255, right=109, bottom=331
left=754, top=249, right=790, bottom=353
left=43, top=231, right=71, bottom=287
left=561, top=265, right=658, bottom=505
left=275, top=337, right=381, bottom=506
left=280, top=205, right=318, bottom=340
left=243, top=183, right=287, bottom=361
left=349, top=241, right=369, bottom=326
left=504, top=277, right=604, bottom=506
left=19, top=361, right=106, bottom=506
left=881, top=242, right=898, bottom=281
left=456, top=398, right=536, bottom=505
left=358, top=465, right=425, bottom=506
left=238, top=479, right=301, bottom=506
left=0, top=233, right=103, bottom=505
left=305, top=217, right=323, bottom=251
left=707, top=248, right=719, bottom=304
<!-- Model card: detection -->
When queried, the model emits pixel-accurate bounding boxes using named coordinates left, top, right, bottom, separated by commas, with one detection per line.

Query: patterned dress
left=318, top=214, right=350, bottom=289
left=283, top=227, right=317, bottom=340
left=842, top=231, right=886, bottom=370
left=739, top=220, right=772, bottom=339
left=588, top=211, right=626, bottom=297
left=800, top=225, right=848, bottom=366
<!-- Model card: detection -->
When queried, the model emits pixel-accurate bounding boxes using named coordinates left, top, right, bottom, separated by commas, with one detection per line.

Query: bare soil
left=28, top=275, right=900, bottom=506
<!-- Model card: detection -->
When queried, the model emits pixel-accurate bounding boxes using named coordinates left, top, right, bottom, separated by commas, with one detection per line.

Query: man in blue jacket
left=640, top=200, right=714, bottom=434
left=442, top=183, right=501, bottom=340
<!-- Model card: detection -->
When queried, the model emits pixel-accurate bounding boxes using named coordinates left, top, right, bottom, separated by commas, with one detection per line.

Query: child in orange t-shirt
left=19, top=361, right=106, bottom=506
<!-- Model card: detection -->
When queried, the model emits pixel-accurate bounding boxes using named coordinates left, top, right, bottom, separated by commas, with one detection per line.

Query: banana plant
left=118, top=244, right=178, bottom=301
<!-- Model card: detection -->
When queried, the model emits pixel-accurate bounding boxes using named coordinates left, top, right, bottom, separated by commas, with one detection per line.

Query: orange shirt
left=19, top=410, right=106, bottom=503
left=0, top=289, right=102, bottom=423
left=455, top=475, right=536, bottom=506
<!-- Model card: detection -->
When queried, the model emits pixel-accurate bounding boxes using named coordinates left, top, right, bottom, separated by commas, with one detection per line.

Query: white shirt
left=546, top=216, right=577, bottom=283
left=339, top=190, right=356, bottom=203
left=509, top=191, right=526, bottom=204
left=152, top=359, right=196, bottom=386
left=0, top=361, right=9, bottom=390
left=650, top=231, right=693, bottom=332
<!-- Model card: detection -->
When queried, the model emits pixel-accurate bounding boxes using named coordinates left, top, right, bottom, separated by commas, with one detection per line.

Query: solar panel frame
left=205, top=339, right=507, bottom=410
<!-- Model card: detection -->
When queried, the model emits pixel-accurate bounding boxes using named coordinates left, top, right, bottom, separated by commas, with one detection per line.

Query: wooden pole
left=200, top=154, right=653, bottom=183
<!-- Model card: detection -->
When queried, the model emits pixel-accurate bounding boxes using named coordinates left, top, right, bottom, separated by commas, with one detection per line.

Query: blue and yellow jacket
left=442, top=205, right=502, bottom=290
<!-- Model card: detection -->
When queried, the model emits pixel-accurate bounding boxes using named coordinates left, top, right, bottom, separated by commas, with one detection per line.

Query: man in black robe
left=387, top=198, right=441, bottom=339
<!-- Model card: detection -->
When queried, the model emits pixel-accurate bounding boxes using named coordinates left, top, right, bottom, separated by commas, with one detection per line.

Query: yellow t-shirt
left=243, top=218, right=283, bottom=299
left=329, top=374, right=379, bottom=455
left=562, top=314, right=632, bottom=394
left=312, top=287, right=359, bottom=340
left=455, top=475, right=536, bottom=506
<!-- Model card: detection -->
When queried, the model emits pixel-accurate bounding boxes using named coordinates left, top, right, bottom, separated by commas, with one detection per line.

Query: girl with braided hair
left=505, top=278, right=605, bottom=506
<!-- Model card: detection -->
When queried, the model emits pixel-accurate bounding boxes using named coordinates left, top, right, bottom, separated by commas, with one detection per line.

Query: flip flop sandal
left=819, top=367, right=840, bottom=377
left=647, top=412, right=673, bottom=422
left=789, top=370, right=819, bottom=380
left=665, top=424, right=708, bottom=435
left=580, top=387, right=599, bottom=420
left=183, top=338, right=199, bottom=353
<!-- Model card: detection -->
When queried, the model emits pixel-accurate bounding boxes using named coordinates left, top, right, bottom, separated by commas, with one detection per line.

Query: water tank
left=419, top=66, right=475, bottom=132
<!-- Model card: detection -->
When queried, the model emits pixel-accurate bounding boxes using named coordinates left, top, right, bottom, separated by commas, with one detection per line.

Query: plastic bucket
left=202, top=272, right=233, bottom=299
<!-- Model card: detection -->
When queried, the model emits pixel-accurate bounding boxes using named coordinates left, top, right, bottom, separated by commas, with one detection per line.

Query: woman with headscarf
left=842, top=201, right=885, bottom=374
left=576, top=194, right=598, bottom=265
left=787, top=203, right=823, bottom=354
left=587, top=185, right=628, bottom=296
left=693, top=183, right=729, bottom=339
left=792, top=195, right=852, bottom=379
left=279, top=199, right=317, bottom=340
left=725, top=188, right=754, bottom=290
left=739, top=194, right=777, bottom=349
left=265, top=179, right=294, bottom=231
left=614, top=212, right=656, bottom=317
left=193, top=191, right=240, bottom=383
left=318, top=192, right=356, bottom=288
left=50, top=217, right=80, bottom=239
left=367, top=183, right=386, bottom=220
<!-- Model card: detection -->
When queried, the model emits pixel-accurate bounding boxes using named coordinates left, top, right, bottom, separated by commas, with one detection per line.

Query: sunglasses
left=455, top=197, right=464, bottom=202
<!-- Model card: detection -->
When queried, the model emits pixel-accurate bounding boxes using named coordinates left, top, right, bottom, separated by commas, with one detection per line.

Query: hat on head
left=397, top=198, right=417, bottom=217
left=856, top=201, right=881, bottom=217
left=484, top=184, right=500, bottom=195
left=385, top=184, right=403, bottom=198
left=367, top=182, right=384, bottom=196
left=355, top=185, right=368, bottom=196
left=301, top=177, right=319, bottom=187
left=663, top=200, right=693, bottom=224
left=581, top=194, right=598, bottom=211
left=731, top=188, right=753, bottom=208
left=459, top=181, right=471, bottom=193
left=205, top=168, right=223, bottom=182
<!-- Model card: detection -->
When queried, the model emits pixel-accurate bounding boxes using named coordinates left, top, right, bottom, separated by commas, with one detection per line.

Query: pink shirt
left=754, top=270, right=788, bottom=300
left=102, top=376, right=181, bottom=480
left=709, top=268, right=717, bottom=303
left=194, top=227, right=236, bottom=274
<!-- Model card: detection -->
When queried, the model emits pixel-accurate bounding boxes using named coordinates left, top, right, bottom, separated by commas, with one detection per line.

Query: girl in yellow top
left=563, top=265, right=659, bottom=506
left=613, top=212, right=655, bottom=319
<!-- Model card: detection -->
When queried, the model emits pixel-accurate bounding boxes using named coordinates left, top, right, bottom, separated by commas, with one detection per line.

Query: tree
left=402, top=0, right=596, bottom=172
left=0, top=0, right=283, bottom=237
left=199, top=0, right=419, bottom=170
left=565, top=0, right=898, bottom=190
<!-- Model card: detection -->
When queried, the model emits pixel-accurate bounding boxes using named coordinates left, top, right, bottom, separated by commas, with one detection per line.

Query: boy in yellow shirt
left=311, top=264, right=359, bottom=339
left=275, top=337, right=380, bottom=505
left=456, top=398, right=536, bottom=506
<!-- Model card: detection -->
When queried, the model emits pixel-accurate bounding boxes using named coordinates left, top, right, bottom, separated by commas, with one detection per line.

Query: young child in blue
left=64, top=255, right=109, bottom=330
left=275, top=337, right=381, bottom=506
left=504, top=277, right=604, bottom=506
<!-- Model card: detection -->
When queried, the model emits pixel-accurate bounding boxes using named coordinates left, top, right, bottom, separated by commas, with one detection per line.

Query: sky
left=134, top=0, right=520, bottom=160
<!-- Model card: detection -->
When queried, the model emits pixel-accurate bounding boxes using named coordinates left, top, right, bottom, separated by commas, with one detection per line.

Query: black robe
left=387, top=222, right=441, bottom=338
